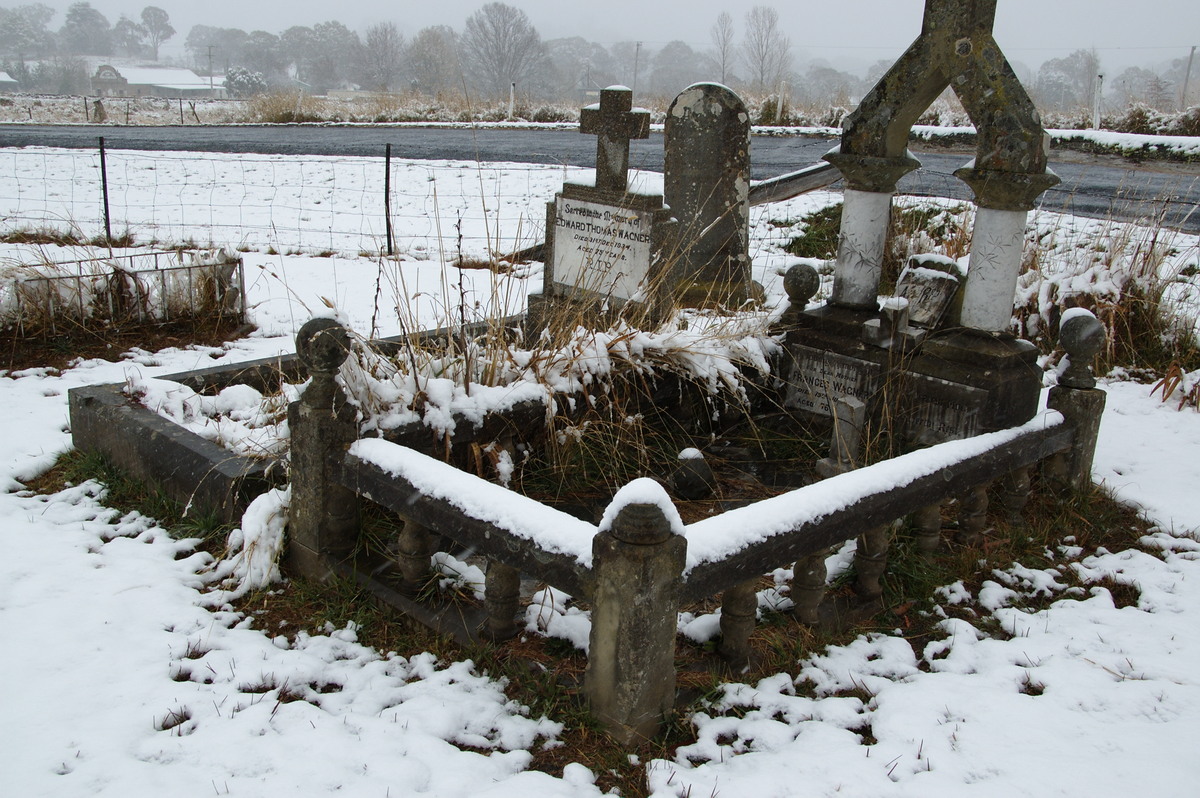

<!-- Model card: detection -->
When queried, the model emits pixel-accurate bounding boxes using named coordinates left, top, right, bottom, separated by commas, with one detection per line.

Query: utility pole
left=1092, top=73, right=1104, bottom=130
left=207, top=45, right=215, bottom=98
left=632, top=42, right=641, bottom=97
left=1183, top=45, right=1197, bottom=111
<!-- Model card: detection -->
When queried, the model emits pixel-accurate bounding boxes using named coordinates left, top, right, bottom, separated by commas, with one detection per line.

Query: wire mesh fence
left=0, top=145, right=581, bottom=259
left=1, top=143, right=1197, bottom=263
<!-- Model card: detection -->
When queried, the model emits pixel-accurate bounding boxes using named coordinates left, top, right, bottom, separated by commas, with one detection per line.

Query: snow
left=350, top=437, right=596, bottom=566
left=1, top=148, right=1200, bottom=797
left=597, top=477, right=686, bottom=537
left=685, top=411, right=1064, bottom=572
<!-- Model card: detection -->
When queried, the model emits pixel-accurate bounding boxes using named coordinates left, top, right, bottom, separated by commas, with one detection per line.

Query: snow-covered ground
left=2, top=154, right=1199, bottom=796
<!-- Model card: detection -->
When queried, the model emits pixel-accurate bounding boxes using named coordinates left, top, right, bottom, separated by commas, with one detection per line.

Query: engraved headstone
left=540, top=86, right=675, bottom=314
left=894, top=255, right=964, bottom=329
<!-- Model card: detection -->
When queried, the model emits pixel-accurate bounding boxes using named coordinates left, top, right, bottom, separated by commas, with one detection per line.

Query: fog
left=24, top=0, right=1200, bottom=75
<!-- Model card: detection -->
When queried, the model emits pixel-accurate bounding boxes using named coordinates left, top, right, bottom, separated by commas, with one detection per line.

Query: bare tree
left=359, top=21, right=405, bottom=92
left=460, top=2, right=544, bottom=99
left=1035, top=49, right=1101, bottom=112
left=741, top=6, right=792, bottom=94
left=406, top=25, right=461, bottom=95
left=140, top=6, right=174, bottom=61
left=710, top=12, right=735, bottom=85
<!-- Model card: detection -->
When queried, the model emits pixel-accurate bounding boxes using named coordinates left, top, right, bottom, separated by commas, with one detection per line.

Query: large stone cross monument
left=825, top=0, right=1057, bottom=330
left=781, top=0, right=1058, bottom=440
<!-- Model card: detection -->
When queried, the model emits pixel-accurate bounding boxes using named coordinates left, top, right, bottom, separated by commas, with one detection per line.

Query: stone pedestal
left=537, top=86, right=676, bottom=328
left=782, top=309, right=1041, bottom=443
left=287, top=318, right=361, bottom=580
left=584, top=500, right=685, bottom=745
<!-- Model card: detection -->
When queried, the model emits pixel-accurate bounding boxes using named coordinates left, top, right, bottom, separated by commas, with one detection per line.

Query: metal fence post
left=98, top=136, right=112, bottom=245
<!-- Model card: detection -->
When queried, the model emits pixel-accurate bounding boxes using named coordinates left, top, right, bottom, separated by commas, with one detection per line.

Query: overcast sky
left=35, top=0, right=1200, bottom=74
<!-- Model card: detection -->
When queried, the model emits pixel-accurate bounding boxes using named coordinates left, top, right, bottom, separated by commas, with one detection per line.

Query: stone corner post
left=287, top=317, right=361, bottom=580
left=1046, top=310, right=1107, bottom=492
left=584, top=499, right=686, bottom=746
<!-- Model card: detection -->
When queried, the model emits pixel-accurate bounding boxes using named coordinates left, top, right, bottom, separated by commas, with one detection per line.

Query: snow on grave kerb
left=348, top=437, right=596, bottom=566
left=683, top=410, right=1066, bottom=573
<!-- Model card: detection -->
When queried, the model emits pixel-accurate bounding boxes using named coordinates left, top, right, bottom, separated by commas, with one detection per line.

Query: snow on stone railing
left=287, top=311, right=1108, bottom=747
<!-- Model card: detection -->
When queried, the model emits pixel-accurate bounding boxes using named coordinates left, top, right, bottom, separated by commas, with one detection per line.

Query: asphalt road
left=2, top=124, right=1197, bottom=233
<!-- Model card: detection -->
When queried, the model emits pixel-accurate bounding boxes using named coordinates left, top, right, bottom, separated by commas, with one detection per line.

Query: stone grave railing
left=288, top=311, right=1106, bottom=746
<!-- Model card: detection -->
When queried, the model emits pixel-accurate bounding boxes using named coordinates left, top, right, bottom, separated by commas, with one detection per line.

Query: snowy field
left=2, top=151, right=1200, bottom=796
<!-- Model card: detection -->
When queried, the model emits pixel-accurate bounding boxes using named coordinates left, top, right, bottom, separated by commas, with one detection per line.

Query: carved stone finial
left=296, top=317, right=351, bottom=376
left=608, top=502, right=674, bottom=546
left=783, top=262, right=821, bottom=307
left=1058, top=309, right=1106, bottom=389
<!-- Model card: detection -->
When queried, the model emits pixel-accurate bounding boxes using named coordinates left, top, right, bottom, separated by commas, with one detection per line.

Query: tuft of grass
left=31, top=449, right=234, bottom=553
left=783, top=203, right=841, bottom=259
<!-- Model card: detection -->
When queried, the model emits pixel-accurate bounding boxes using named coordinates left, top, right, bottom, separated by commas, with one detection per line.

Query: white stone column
left=831, top=188, right=892, bottom=309
left=960, top=207, right=1028, bottom=333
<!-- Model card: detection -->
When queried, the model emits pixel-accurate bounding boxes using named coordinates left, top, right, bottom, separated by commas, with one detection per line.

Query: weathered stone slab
left=899, top=373, right=987, bottom=442
left=895, top=255, right=964, bottom=329
left=783, top=346, right=883, bottom=417
left=551, top=195, right=655, bottom=300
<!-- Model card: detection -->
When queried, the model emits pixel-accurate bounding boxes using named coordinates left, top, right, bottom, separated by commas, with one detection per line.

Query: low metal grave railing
left=1, top=249, right=245, bottom=336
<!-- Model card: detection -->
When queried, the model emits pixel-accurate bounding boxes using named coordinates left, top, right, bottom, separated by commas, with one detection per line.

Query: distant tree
left=0, top=4, right=57, bottom=59
left=186, top=25, right=249, bottom=75
left=140, top=6, right=174, bottom=61
left=112, top=16, right=146, bottom=57
left=59, top=2, right=111, bottom=56
left=242, top=30, right=286, bottom=82
left=308, top=21, right=360, bottom=92
left=710, top=12, right=735, bottom=84
left=358, top=21, right=405, bottom=91
left=280, top=26, right=316, bottom=84
left=741, top=6, right=791, bottom=94
left=405, top=25, right=461, bottom=95
left=543, top=37, right=618, bottom=99
left=803, top=64, right=860, bottom=107
left=1109, top=66, right=1158, bottom=108
left=460, top=2, right=545, bottom=99
left=650, top=40, right=707, bottom=97
left=1035, top=49, right=1101, bottom=112
left=225, top=66, right=267, bottom=97
left=864, top=58, right=892, bottom=90
left=609, top=41, right=648, bottom=91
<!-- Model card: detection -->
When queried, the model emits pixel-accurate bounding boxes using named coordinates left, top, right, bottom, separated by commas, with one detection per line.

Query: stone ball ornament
left=783, top=261, right=821, bottom=307
left=1057, top=308, right=1106, bottom=389
left=296, top=317, right=352, bottom=375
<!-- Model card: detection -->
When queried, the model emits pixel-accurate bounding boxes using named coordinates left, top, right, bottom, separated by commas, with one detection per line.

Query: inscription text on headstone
left=552, top=196, right=653, bottom=300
